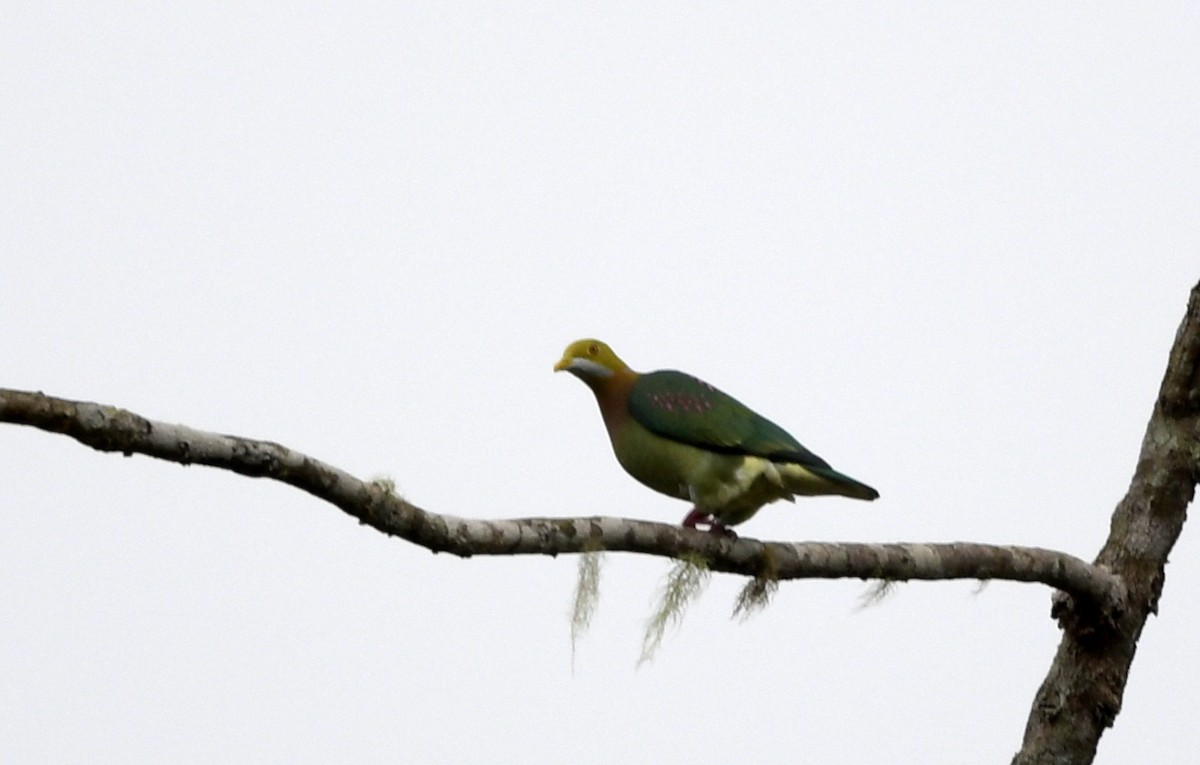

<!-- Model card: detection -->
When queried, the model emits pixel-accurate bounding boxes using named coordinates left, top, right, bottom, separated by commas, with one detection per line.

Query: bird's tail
left=808, top=466, right=880, bottom=501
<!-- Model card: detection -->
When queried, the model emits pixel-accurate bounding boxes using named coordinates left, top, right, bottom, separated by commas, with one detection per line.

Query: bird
left=554, top=339, right=878, bottom=535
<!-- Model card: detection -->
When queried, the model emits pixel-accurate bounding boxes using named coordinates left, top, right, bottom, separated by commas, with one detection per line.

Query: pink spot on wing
left=648, top=388, right=717, bottom=414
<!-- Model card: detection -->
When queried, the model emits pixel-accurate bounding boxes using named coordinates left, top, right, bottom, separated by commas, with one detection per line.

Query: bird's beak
left=553, top=354, right=573, bottom=372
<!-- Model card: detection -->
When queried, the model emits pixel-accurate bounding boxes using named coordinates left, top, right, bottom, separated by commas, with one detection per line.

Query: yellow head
left=554, top=339, right=632, bottom=382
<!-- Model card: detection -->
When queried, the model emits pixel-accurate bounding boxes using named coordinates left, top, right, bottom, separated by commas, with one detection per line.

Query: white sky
left=2, top=3, right=1198, bottom=763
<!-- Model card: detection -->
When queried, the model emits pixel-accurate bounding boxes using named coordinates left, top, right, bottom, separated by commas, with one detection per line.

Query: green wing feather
left=628, top=370, right=831, bottom=469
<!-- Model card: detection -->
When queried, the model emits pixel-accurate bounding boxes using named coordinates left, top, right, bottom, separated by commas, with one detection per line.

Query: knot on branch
left=1050, top=568, right=1126, bottom=644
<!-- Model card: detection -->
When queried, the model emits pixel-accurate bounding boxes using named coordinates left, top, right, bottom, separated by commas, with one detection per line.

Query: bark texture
left=1011, top=281, right=1200, bottom=764
left=0, top=389, right=1119, bottom=605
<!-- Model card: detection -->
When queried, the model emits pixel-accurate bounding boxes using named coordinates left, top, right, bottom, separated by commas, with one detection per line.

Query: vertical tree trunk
left=1012, top=281, right=1200, bottom=764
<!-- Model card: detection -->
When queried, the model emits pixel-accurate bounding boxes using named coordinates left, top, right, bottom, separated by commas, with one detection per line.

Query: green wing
left=628, top=370, right=831, bottom=469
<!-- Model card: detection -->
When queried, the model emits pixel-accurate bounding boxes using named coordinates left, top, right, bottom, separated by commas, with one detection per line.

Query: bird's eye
left=587, top=343, right=599, bottom=356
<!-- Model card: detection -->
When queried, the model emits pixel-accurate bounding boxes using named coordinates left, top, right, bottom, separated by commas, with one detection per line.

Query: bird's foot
left=709, top=520, right=737, bottom=539
left=681, top=509, right=737, bottom=539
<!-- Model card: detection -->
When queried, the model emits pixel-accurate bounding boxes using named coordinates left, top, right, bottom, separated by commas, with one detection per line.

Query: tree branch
left=7, top=283, right=1198, bottom=763
left=8, top=283, right=1200, bottom=764
left=1012, top=280, right=1200, bottom=765
left=0, top=387, right=1121, bottom=610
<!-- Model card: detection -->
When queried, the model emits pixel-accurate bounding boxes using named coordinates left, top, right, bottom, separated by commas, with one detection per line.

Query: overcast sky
left=3, top=3, right=1198, bottom=763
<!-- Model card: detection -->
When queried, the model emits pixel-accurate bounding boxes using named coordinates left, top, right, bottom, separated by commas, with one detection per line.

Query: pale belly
left=611, top=419, right=820, bottom=525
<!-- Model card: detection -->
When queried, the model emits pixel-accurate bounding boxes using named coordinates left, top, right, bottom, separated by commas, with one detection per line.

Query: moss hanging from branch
left=639, top=553, right=710, bottom=666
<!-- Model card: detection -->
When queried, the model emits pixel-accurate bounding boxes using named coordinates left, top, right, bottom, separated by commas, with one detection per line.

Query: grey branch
left=1011, top=279, right=1200, bottom=765
left=4, top=279, right=1198, bottom=765
left=1, top=387, right=1119, bottom=610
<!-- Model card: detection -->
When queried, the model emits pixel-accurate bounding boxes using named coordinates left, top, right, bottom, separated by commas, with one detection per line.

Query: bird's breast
left=609, top=418, right=696, bottom=501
